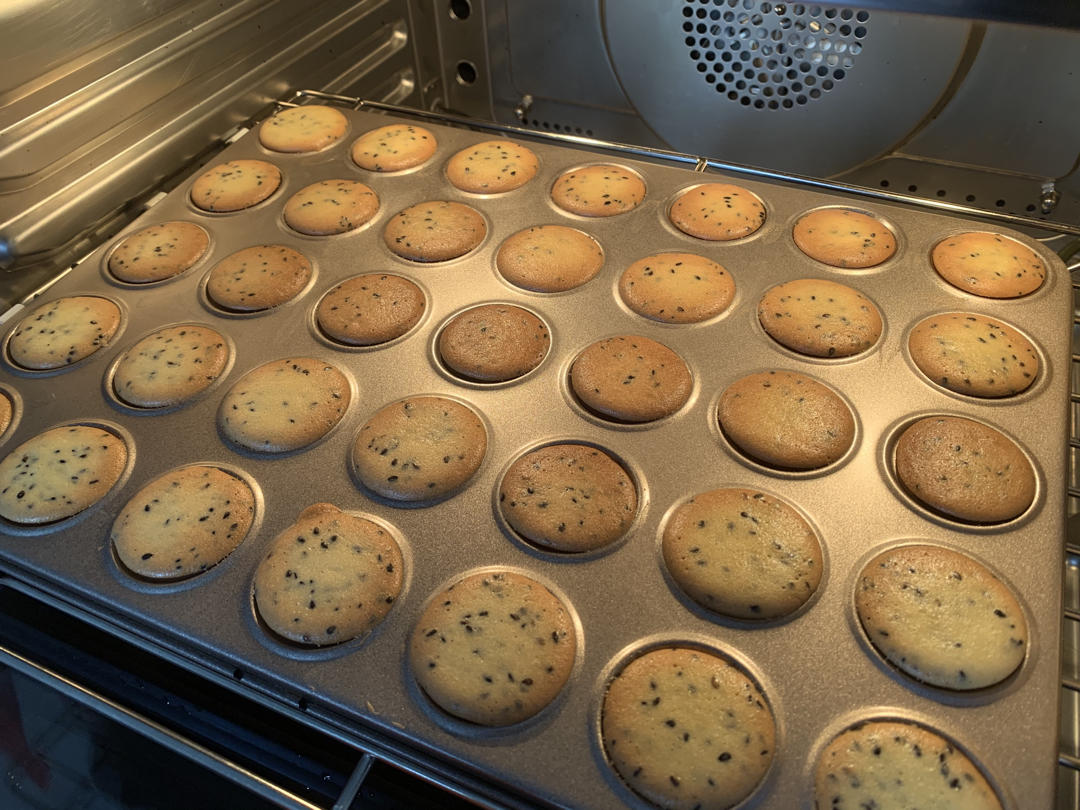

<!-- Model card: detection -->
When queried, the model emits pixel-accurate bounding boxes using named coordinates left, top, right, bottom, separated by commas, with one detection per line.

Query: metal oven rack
left=1061, top=242, right=1080, bottom=810
left=5, top=87, right=1079, bottom=809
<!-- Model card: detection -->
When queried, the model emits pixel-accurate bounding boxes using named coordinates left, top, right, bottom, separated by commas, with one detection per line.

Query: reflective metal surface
left=827, top=0, right=1080, bottom=29
left=605, top=2, right=972, bottom=176
left=0, top=0, right=423, bottom=274
left=840, top=157, right=1080, bottom=232
left=484, top=2, right=1080, bottom=228
left=901, top=24, right=1080, bottom=180
left=0, top=0, right=191, bottom=95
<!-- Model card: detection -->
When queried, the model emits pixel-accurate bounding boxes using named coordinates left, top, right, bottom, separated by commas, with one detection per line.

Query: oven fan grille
left=680, top=0, right=870, bottom=109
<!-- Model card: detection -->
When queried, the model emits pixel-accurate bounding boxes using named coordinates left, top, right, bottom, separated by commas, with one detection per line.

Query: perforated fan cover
left=605, top=1, right=972, bottom=176
left=681, top=1, right=870, bottom=110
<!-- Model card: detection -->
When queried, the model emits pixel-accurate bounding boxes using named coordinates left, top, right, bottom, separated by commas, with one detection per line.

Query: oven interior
left=0, top=1, right=1078, bottom=808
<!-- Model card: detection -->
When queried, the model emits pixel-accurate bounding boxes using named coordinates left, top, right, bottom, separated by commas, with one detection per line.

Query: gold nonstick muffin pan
left=0, top=105, right=1068, bottom=809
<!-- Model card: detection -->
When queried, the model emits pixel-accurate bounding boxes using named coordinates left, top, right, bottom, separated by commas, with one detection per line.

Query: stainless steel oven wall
left=482, top=1, right=1080, bottom=225
left=0, top=0, right=428, bottom=285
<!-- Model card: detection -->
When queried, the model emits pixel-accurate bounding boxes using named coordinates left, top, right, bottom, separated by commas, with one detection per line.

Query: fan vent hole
left=529, top=119, right=593, bottom=137
left=682, top=0, right=869, bottom=109
left=448, top=0, right=471, bottom=20
left=874, top=185, right=1028, bottom=214
left=455, top=61, right=477, bottom=85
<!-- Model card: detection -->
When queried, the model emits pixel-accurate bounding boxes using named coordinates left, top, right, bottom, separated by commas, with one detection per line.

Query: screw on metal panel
left=1041, top=182, right=1060, bottom=214
left=514, top=94, right=534, bottom=122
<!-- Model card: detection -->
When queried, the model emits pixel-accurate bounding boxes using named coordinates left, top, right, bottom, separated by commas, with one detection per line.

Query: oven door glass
left=0, top=583, right=479, bottom=810
left=0, top=662, right=284, bottom=810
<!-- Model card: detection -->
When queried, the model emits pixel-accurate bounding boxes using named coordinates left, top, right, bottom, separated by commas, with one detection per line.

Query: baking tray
left=0, top=103, right=1068, bottom=810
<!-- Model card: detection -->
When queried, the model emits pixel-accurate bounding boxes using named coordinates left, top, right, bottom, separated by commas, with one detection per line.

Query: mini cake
left=856, top=544, right=1027, bottom=689
left=495, top=225, right=604, bottom=292
left=111, top=465, right=256, bottom=579
left=662, top=488, right=822, bottom=620
left=351, top=124, right=437, bottom=172
left=570, top=335, right=692, bottom=422
left=254, top=503, right=403, bottom=646
left=499, top=443, right=637, bottom=552
left=757, top=278, right=883, bottom=358
left=893, top=416, right=1035, bottom=523
left=258, top=105, right=347, bottom=153
left=316, top=274, right=426, bottom=346
left=112, top=324, right=229, bottom=408
left=206, top=245, right=312, bottom=312
left=718, top=370, right=854, bottom=470
left=908, top=313, right=1039, bottom=397
left=618, top=252, right=735, bottom=324
left=602, top=646, right=775, bottom=810
left=793, top=208, right=896, bottom=268
left=7, top=296, right=121, bottom=370
left=437, top=304, right=549, bottom=382
left=383, top=201, right=486, bottom=261
left=932, top=232, right=1045, bottom=299
left=669, top=183, right=766, bottom=241
left=283, top=180, right=379, bottom=236
left=107, top=221, right=209, bottom=283
left=551, top=164, right=645, bottom=217
left=190, top=159, right=280, bottom=212
left=350, top=396, right=486, bottom=501
left=0, top=425, right=127, bottom=524
left=446, top=140, right=539, bottom=193
left=218, top=358, right=350, bottom=453
left=0, top=393, right=11, bottom=437
left=410, top=570, right=576, bottom=725
left=815, top=721, right=1002, bottom=810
